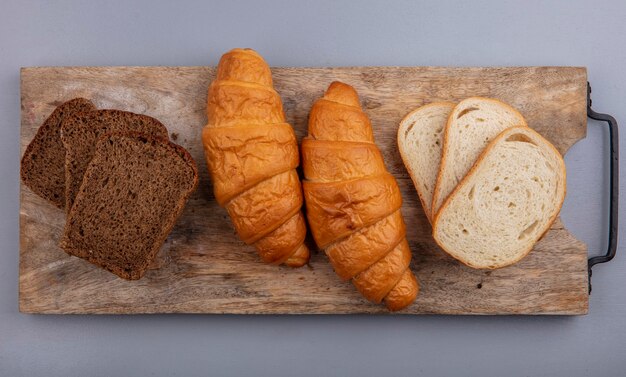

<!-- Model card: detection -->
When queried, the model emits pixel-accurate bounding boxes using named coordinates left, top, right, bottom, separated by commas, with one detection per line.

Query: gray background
left=1, top=0, right=625, bottom=376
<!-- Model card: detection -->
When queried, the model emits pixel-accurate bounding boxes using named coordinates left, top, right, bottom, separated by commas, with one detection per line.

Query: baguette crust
left=432, top=126, right=566, bottom=269
left=302, top=81, right=419, bottom=311
left=202, top=48, right=309, bottom=267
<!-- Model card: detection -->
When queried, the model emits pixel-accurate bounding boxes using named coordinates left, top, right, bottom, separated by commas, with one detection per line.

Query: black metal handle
left=587, top=82, right=619, bottom=293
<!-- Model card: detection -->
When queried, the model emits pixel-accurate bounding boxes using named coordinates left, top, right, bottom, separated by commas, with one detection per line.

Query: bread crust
left=202, top=123, right=299, bottom=205
left=60, top=109, right=169, bottom=213
left=60, top=132, right=198, bottom=280
left=302, top=81, right=419, bottom=311
left=384, top=270, right=420, bottom=312
left=20, top=98, right=96, bottom=208
left=202, top=48, right=309, bottom=267
left=397, top=101, right=455, bottom=223
left=432, top=126, right=566, bottom=269
left=431, top=97, right=528, bottom=220
left=325, top=210, right=406, bottom=280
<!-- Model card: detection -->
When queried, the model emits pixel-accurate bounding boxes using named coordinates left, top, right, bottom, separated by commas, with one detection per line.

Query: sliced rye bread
left=397, top=102, right=455, bottom=222
left=431, top=97, right=527, bottom=218
left=432, top=126, right=566, bottom=269
left=61, top=110, right=169, bottom=212
left=59, top=132, right=198, bottom=280
left=20, top=98, right=96, bottom=208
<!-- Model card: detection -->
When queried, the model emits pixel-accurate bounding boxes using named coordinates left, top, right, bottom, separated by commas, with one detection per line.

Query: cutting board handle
left=587, top=82, right=619, bottom=293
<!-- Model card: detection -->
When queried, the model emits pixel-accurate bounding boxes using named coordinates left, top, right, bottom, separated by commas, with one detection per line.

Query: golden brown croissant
left=302, top=81, right=419, bottom=311
left=202, top=48, right=309, bottom=267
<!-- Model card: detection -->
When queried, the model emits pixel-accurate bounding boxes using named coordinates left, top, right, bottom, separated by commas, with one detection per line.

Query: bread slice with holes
left=431, top=97, right=527, bottom=218
left=397, top=102, right=455, bottom=222
left=432, top=126, right=566, bottom=269
left=61, top=110, right=169, bottom=212
left=59, top=133, right=198, bottom=280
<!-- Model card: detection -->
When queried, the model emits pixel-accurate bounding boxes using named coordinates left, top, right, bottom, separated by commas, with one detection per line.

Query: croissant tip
left=227, top=47, right=262, bottom=58
left=323, top=81, right=361, bottom=108
left=326, top=80, right=352, bottom=92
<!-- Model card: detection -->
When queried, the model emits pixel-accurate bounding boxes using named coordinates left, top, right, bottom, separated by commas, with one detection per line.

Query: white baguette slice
left=397, top=102, right=455, bottom=222
left=431, top=97, right=527, bottom=218
left=432, top=126, right=566, bottom=269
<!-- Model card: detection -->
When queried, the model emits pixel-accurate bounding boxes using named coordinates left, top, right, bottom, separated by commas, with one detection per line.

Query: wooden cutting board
left=20, top=66, right=589, bottom=314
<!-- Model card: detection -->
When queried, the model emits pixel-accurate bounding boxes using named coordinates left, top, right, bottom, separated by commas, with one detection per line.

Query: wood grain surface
left=20, top=66, right=589, bottom=314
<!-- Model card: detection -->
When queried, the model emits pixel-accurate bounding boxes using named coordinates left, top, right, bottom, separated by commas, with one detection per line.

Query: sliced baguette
left=432, top=126, right=566, bottom=269
left=397, top=102, right=455, bottom=222
left=431, top=97, right=527, bottom=218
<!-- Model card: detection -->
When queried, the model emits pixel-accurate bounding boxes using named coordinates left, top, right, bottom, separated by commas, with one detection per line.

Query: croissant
left=202, top=48, right=309, bottom=267
left=302, top=81, right=419, bottom=311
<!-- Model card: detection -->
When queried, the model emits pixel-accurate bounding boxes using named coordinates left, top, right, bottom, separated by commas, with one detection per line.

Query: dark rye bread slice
left=61, top=110, right=169, bottom=212
left=59, top=133, right=198, bottom=280
left=20, top=98, right=96, bottom=208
